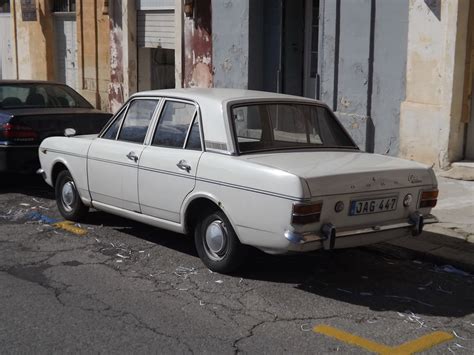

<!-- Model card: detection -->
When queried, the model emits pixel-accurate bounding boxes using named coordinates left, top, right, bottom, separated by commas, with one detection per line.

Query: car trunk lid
left=3, top=108, right=111, bottom=144
left=243, top=150, right=435, bottom=196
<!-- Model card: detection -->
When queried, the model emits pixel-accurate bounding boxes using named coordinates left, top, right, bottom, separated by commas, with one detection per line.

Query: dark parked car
left=0, top=80, right=112, bottom=173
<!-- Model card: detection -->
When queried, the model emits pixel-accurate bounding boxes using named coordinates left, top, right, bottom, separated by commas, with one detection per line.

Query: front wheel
left=55, top=170, right=88, bottom=221
left=194, top=210, right=246, bottom=273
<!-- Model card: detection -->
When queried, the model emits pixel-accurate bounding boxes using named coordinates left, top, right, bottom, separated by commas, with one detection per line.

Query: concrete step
left=438, top=160, right=474, bottom=181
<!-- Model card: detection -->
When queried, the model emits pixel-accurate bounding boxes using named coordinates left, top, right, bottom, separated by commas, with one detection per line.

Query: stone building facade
left=0, top=0, right=472, bottom=171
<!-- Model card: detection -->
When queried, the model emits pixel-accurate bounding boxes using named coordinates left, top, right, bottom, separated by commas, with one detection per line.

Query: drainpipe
left=11, top=0, right=19, bottom=79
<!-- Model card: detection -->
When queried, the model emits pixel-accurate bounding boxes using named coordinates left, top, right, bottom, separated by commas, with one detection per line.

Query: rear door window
left=152, top=101, right=197, bottom=148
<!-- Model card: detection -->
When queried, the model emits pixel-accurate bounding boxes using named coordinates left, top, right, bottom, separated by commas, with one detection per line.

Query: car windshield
left=231, top=103, right=357, bottom=153
left=0, top=83, right=92, bottom=109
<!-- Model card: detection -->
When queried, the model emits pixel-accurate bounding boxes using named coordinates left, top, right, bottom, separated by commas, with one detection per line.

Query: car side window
left=102, top=109, right=126, bottom=140
left=152, top=101, right=197, bottom=148
left=118, top=99, right=158, bottom=144
left=185, top=117, right=202, bottom=150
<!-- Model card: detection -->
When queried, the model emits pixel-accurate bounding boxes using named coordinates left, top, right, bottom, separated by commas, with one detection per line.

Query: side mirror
left=64, top=128, right=76, bottom=137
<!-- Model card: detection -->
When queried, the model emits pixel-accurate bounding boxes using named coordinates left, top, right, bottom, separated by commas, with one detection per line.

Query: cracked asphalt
left=0, top=175, right=473, bottom=354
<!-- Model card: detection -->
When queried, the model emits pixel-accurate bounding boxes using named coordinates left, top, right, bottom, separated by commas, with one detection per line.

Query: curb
left=367, top=238, right=474, bottom=274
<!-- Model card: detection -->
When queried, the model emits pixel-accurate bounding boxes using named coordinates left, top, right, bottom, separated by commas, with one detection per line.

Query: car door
left=138, top=99, right=203, bottom=223
left=88, top=98, right=160, bottom=211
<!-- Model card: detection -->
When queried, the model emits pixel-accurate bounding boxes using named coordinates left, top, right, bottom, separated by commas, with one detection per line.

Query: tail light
left=419, top=189, right=438, bottom=208
left=0, top=123, right=38, bottom=141
left=292, top=202, right=323, bottom=225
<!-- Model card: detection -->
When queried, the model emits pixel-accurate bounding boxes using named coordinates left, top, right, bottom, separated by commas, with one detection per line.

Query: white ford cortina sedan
left=38, top=89, right=438, bottom=273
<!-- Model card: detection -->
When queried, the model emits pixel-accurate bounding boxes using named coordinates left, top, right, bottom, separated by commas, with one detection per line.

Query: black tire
left=55, top=170, right=88, bottom=221
left=194, top=210, right=247, bottom=273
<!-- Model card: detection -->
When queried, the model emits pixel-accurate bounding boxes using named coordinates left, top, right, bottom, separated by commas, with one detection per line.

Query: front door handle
left=126, top=151, right=139, bottom=162
left=176, top=159, right=191, bottom=172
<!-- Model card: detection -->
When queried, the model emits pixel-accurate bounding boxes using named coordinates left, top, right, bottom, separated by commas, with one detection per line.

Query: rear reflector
left=419, top=189, right=438, bottom=208
left=0, top=123, right=38, bottom=141
left=292, top=202, right=323, bottom=225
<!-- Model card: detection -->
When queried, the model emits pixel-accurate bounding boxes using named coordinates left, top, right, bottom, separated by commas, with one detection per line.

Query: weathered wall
left=13, top=0, right=55, bottom=81
left=183, top=0, right=212, bottom=88
left=108, top=0, right=137, bottom=113
left=77, top=0, right=110, bottom=110
left=399, top=0, right=470, bottom=167
left=320, top=0, right=408, bottom=155
left=0, top=12, right=16, bottom=79
left=212, top=0, right=249, bottom=89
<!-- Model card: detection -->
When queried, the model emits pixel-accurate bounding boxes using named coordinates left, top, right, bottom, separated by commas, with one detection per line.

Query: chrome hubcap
left=204, top=220, right=228, bottom=260
left=61, top=181, right=75, bottom=212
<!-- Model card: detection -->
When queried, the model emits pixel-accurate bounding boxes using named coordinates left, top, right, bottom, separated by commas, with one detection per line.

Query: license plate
left=349, top=196, right=398, bottom=216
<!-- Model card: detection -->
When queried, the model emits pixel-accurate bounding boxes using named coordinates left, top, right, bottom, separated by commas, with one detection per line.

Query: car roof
left=0, top=80, right=67, bottom=85
left=132, top=88, right=326, bottom=105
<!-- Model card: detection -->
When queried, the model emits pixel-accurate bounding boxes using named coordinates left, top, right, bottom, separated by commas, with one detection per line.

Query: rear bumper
left=0, top=144, right=40, bottom=173
left=284, top=213, right=438, bottom=251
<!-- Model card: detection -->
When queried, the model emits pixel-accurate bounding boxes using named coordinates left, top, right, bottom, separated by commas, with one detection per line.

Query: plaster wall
left=108, top=0, right=137, bottom=113
left=400, top=0, right=470, bottom=167
left=319, top=0, right=408, bottom=155
left=13, top=0, right=55, bottom=81
left=77, top=0, right=110, bottom=110
left=212, top=0, right=249, bottom=89
left=183, top=0, right=212, bottom=88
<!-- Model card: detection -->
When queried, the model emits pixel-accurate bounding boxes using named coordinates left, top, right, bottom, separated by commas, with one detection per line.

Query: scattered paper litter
left=215, top=280, right=224, bottom=284
left=116, top=253, right=129, bottom=259
left=19, top=203, right=30, bottom=207
left=32, top=198, right=41, bottom=203
left=139, top=250, right=145, bottom=253
left=453, top=330, right=472, bottom=340
left=116, top=260, right=123, bottom=263
left=300, top=324, right=311, bottom=332
left=384, top=295, right=434, bottom=308
left=436, top=265, right=471, bottom=277
left=437, top=285, right=453, bottom=294
left=174, top=266, right=197, bottom=279
left=199, top=300, right=205, bottom=306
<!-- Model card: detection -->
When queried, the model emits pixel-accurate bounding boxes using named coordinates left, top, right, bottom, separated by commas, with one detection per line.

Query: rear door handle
left=126, top=151, right=139, bottom=162
left=176, top=159, right=191, bottom=172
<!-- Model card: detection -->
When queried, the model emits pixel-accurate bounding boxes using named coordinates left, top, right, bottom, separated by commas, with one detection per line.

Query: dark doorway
left=249, top=0, right=319, bottom=98
left=281, top=0, right=305, bottom=96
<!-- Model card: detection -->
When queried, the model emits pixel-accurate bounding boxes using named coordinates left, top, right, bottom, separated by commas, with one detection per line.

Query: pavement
left=0, top=174, right=473, bottom=353
left=370, top=176, right=474, bottom=273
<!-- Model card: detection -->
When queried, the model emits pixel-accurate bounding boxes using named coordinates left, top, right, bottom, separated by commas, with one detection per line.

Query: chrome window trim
left=116, top=97, right=161, bottom=145
left=149, top=97, right=204, bottom=152
left=98, top=103, right=130, bottom=139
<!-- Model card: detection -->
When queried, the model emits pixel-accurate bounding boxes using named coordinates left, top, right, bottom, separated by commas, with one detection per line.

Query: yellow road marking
left=53, top=221, right=87, bottom=236
left=314, top=325, right=454, bottom=354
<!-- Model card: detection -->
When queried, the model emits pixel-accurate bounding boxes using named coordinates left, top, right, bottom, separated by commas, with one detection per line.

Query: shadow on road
left=3, top=174, right=472, bottom=319
left=0, top=173, right=53, bottom=199
left=83, top=210, right=474, bottom=319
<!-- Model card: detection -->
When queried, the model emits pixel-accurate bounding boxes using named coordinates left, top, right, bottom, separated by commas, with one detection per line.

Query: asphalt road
left=0, top=175, right=473, bottom=354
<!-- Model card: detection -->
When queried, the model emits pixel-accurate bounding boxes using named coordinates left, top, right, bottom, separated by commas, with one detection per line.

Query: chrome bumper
left=284, top=213, right=438, bottom=249
left=36, top=168, right=46, bottom=180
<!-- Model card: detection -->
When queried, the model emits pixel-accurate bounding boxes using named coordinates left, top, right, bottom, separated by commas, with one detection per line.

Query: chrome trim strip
left=0, top=144, right=40, bottom=148
left=285, top=214, right=438, bottom=245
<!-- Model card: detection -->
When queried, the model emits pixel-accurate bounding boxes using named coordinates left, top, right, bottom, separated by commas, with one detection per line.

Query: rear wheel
left=194, top=210, right=246, bottom=273
left=55, top=170, right=88, bottom=221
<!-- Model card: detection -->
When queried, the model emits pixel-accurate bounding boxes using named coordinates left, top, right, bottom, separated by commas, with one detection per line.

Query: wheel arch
left=182, top=192, right=241, bottom=241
left=51, top=158, right=71, bottom=187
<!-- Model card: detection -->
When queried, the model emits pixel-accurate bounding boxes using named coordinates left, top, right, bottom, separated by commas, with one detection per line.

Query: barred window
left=53, top=0, right=76, bottom=12
left=0, top=0, right=11, bottom=13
